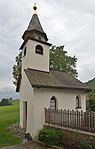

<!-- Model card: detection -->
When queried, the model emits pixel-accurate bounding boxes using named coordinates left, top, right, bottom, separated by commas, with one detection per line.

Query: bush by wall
left=38, top=127, right=62, bottom=146
left=80, top=140, right=92, bottom=149
left=44, top=125, right=95, bottom=148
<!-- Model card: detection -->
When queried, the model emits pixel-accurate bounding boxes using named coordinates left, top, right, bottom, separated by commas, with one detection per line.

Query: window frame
left=23, top=47, right=26, bottom=57
left=50, top=96, right=57, bottom=110
left=35, top=45, right=43, bottom=55
left=76, top=95, right=81, bottom=109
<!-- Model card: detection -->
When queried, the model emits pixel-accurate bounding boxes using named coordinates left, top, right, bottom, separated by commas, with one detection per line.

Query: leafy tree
left=88, top=90, right=95, bottom=111
left=12, top=45, right=78, bottom=86
left=0, top=98, right=12, bottom=106
left=86, top=78, right=95, bottom=111
left=12, top=51, right=22, bottom=86
left=50, top=45, right=78, bottom=77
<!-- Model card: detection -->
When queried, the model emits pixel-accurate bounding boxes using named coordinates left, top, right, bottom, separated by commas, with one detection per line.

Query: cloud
left=78, top=61, right=95, bottom=82
left=0, top=0, right=95, bottom=95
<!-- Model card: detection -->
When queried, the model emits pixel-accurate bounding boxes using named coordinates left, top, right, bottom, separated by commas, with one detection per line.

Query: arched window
left=76, top=95, right=81, bottom=109
left=50, top=96, right=57, bottom=110
left=23, top=47, right=26, bottom=57
left=35, top=45, right=43, bottom=55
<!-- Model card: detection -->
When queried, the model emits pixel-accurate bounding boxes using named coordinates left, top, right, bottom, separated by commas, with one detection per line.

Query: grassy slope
left=0, top=100, right=22, bottom=147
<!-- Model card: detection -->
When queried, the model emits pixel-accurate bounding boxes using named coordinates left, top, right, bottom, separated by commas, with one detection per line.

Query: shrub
left=38, top=127, right=62, bottom=146
left=0, top=99, right=12, bottom=106
left=80, top=140, right=92, bottom=149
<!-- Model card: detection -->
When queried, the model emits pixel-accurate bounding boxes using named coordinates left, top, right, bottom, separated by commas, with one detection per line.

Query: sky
left=0, top=0, right=95, bottom=98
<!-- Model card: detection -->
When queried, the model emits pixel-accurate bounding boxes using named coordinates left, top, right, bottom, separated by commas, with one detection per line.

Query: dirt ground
left=0, top=139, right=68, bottom=149
left=0, top=141, right=53, bottom=149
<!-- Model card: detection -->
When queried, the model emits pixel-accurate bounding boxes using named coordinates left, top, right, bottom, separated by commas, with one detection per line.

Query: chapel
left=17, top=4, right=90, bottom=137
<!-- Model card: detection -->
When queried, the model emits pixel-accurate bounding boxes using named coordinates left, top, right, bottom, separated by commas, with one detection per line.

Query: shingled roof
left=27, top=14, right=44, bottom=33
left=22, top=13, right=48, bottom=41
left=24, top=69, right=90, bottom=92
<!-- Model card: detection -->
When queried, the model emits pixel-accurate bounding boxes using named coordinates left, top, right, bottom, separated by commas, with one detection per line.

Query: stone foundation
left=44, top=125, right=95, bottom=148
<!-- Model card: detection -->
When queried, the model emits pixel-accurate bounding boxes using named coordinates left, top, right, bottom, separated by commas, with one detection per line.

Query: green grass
left=0, top=99, right=22, bottom=147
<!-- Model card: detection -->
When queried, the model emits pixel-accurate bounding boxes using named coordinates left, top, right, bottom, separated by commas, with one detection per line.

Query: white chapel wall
left=32, top=88, right=86, bottom=136
left=20, top=71, right=34, bottom=135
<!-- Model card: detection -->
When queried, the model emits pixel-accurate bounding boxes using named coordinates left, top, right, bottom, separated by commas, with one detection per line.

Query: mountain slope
left=86, top=78, right=95, bottom=90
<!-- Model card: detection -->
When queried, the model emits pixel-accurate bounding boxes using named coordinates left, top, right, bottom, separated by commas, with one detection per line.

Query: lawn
left=0, top=99, right=22, bottom=147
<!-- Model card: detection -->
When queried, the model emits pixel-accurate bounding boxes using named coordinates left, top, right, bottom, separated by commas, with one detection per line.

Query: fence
left=45, top=108, right=95, bottom=133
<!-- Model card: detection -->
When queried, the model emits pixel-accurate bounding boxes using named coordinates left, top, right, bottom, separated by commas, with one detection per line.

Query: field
left=0, top=99, right=22, bottom=147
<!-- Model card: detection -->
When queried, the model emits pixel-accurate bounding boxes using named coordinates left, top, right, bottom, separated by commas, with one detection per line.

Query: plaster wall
left=32, top=88, right=86, bottom=136
left=22, top=39, right=50, bottom=72
left=20, top=71, right=34, bottom=135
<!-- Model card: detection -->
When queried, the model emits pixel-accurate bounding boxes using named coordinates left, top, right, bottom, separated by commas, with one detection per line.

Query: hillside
left=0, top=99, right=22, bottom=147
left=86, top=78, right=95, bottom=90
left=86, top=78, right=95, bottom=111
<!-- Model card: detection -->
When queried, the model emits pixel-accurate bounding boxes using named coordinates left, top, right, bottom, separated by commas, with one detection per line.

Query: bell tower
left=20, top=3, right=52, bottom=72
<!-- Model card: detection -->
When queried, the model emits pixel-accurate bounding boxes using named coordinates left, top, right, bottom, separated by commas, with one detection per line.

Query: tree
left=87, top=90, right=95, bottom=111
left=50, top=45, right=78, bottom=77
left=86, top=78, right=95, bottom=111
left=12, top=51, right=22, bottom=86
left=12, top=45, right=78, bottom=86
left=0, top=98, right=12, bottom=106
